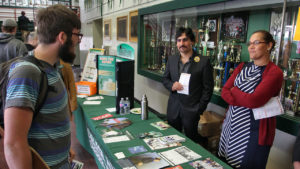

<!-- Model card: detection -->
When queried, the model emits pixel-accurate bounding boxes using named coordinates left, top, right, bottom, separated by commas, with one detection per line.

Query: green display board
left=98, top=55, right=117, bottom=96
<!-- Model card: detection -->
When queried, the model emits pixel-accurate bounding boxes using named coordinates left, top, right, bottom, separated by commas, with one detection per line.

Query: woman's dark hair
left=175, top=27, right=195, bottom=43
left=252, top=30, right=276, bottom=53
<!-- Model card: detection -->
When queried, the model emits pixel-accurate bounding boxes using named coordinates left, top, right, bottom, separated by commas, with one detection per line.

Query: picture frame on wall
left=117, top=16, right=128, bottom=41
left=129, top=10, right=138, bottom=42
left=104, top=19, right=111, bottom=41
left=220, top=12, right=249, bottom=43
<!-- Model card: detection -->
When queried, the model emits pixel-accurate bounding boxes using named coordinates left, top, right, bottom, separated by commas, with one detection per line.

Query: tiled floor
left=70, top=120, right=98, bottom=169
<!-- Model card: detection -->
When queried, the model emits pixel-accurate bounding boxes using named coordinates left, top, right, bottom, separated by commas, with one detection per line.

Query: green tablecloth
left=74, top=95, right=232, bottom=169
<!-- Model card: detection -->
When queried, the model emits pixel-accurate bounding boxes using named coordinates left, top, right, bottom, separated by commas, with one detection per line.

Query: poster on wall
left=117, top=16, right=128, bottom=41
left=220, top=12, right=248, bottom=43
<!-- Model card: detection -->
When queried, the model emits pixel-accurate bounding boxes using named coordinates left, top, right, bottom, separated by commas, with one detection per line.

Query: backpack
left=0, top=55, right=48, bottom=127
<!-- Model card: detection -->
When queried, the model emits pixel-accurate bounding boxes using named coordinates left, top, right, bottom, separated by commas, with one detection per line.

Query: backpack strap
left=21, top=55, right=48, bottom=119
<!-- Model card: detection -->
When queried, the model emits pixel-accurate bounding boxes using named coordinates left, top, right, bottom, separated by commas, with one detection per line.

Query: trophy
left=215, top=41, right=224, bottom=69
left=214, top=75, right=222, bottom=92
left=288, top=59, right=299, bottom=80
left=160, top=48, right=167, bottom=73
left=198, top=29, right=204, bottom=55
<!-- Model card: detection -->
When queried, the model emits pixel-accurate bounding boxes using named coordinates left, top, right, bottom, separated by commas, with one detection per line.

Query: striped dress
left=218, top=62, right=266, bottom=168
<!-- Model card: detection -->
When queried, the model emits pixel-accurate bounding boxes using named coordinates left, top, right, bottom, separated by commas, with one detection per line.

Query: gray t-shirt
left=5, top=59, right=70, bottom=169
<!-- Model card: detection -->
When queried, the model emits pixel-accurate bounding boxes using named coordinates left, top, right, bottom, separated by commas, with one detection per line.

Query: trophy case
left=138, top=0, right=300, bottom=135
left=271, top=6, right=300, bottom=118
left=139, top=7, right=248, bottom=92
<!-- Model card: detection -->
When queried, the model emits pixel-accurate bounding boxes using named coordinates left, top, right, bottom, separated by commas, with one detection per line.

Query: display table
left=74, top=95, right=232, bottom=169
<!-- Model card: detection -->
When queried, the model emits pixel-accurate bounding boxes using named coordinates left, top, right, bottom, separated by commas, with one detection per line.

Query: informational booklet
left=143, top=137, right=181, bottom=150
left=159, top=146, right=201, bottom=166
left=103, top=135, right=130, bottom=143
left=189, top=158, right=223, bottom=169
left=150, top=121, right=171, bottom=130
left=158, top=135, right=186, bottom=145
left=101, top=128, right=131, bottom=143
left=128, top=152, right=169, bottom=169
left=100, top=117, right=132, bottom=129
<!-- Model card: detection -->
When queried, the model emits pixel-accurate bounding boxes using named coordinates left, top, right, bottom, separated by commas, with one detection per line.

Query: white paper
left=86, top=96, right=104, bottom=100
left=114, top=152, right=126, bottom=159
left=106, top=107, right=116, bottom=112
left=103, top=135, right=130, bottom=143
left=159, top=146, right=201, bottom=165
left=177, top=73, right=191, bottom=95
left=83, top=101, right=101, bottom=105
left=77, top=95, right=87, bottom=98
left=252, top=96, right=284, bottom=120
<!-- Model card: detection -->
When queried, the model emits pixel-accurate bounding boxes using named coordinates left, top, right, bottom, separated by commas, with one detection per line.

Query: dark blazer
left=163, top=52, right=214, bottom=121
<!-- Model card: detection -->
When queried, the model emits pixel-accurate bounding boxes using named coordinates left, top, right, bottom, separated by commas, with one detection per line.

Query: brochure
left=150, top=121, right=171, bottom=130
left=128, top=152, right=169, bottom=169
left=159, top=146, right=202, bottom=166
left=189, top=158, right=223, bottom=169
left=100, top=117, right=132, bottom=129
left=143, top=137, right=181, bottom=150
left=158, top=135, right=186, bottom=145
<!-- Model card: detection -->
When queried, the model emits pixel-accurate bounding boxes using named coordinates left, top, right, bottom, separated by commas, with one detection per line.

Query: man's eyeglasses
left=72, top=33, right=83, bottom=41
left=247, top=40, right=267, bottom=47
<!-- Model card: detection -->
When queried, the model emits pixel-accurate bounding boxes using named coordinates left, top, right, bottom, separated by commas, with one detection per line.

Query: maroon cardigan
left=221, top=62, right=283, bottom=146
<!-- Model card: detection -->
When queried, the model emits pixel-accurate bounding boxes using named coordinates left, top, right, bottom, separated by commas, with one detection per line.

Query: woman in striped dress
left=218, top=30, right=283, bottom=169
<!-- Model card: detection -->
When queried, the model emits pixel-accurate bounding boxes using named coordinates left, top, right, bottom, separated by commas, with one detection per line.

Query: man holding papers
left=163, top=27, right=214, bottom=143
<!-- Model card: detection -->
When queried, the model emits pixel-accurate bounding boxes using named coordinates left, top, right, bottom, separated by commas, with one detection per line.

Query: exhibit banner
left=98, top=55, right=116, bottom=96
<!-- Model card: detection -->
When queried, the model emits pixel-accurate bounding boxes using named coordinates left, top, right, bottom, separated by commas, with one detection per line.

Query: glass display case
left=271, top=6, right=300, bottom=118
left=138, top=0, right=300, bottom=135
left=139, top=4, right=256, bottom=90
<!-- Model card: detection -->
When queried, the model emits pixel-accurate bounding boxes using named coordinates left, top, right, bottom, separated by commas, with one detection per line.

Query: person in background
left=163, top=27, right=214, bottom=143
left=25, top=31, right=38, bottom=53
left=293, top=128, right=300, bottom=169
left=18, top=11, right=30, bottom=41
left=0, top=18, right=28, bottom=63
left=4, top=4, right=81, bottom=169
left=218, top=30, right=283, bottom=169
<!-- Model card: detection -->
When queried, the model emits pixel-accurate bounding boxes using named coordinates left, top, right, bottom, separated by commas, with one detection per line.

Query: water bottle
left=141, top=94, right=148, bottom=120
left=125, top=97, right=130, bottom=114
left=119, top=98, right=125, bottom=115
